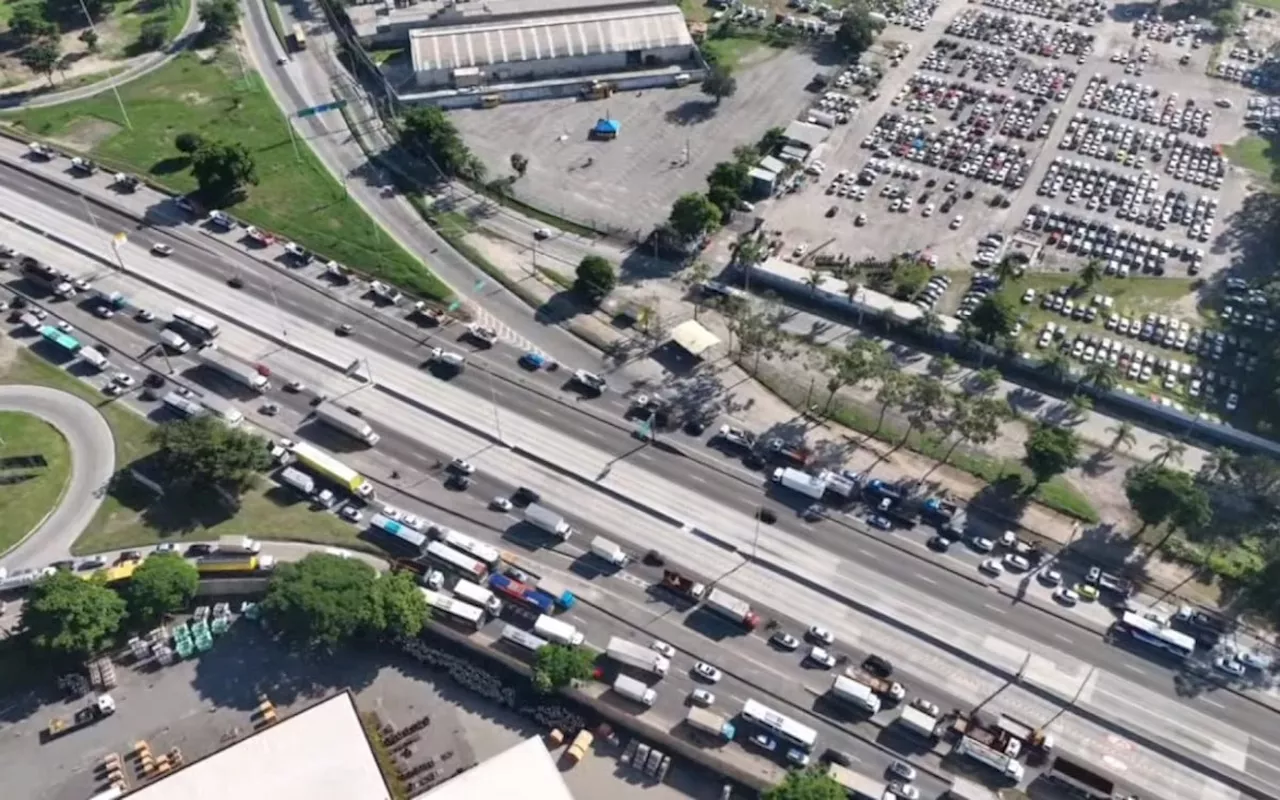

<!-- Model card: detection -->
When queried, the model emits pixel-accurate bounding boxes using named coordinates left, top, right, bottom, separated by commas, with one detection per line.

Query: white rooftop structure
left=418, top=736, right=574, bottom=800
left=128, top=693, right=390, bottom=800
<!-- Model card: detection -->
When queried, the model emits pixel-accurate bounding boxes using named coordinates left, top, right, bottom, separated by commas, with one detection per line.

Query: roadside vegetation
left=0, top=410, right=71, bottom=552
left=3, top=50, right=449, bottom=301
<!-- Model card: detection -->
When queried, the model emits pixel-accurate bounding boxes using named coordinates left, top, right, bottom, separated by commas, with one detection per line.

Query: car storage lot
left=761, top=0, right=1262, bottom=282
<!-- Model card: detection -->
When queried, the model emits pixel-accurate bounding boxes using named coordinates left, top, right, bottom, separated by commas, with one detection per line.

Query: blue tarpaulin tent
left=592, top=118, right=620, bottom=139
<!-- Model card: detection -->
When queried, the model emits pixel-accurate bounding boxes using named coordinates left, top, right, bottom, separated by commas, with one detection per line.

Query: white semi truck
left=606, top=636, right=669, bottom=677
left=897, top=703, right=940, bottom=739
left=193, top=345, right=268, bottom=391
left=771, top=467, right=826, bottom=499
left=525, top=503, right=573, bottom=539
left=313, top=402, right=381, bottom=446
left=612, top=674, right=656, bottom=707
left=829, top=675, right=881, bottom=714
left=704, top=587, right=760, bottom=629
left=532, top=614, right=584, bottom=646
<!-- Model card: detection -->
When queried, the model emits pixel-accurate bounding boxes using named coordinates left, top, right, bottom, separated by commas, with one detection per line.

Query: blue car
left=867, top=514, right=893, bottom=531
left=519, top=351, right=547, bottom=370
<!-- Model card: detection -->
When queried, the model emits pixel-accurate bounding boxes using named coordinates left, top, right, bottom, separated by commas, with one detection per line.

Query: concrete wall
left=415, top=46, right=691, bottom=89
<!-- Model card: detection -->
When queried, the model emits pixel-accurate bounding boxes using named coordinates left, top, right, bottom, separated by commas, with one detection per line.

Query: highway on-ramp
left=0, top=385, right=115, bottom=567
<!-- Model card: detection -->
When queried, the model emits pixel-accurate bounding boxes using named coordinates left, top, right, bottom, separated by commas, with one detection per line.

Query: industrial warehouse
left=348, top=0, right=703, bottom=105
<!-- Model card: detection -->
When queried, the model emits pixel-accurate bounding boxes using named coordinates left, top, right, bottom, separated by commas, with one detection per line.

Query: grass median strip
left=3, top=51, right=449, bottom=301
left=0, top=411, right=71, bottom=553
left=0, top=347, right=369, bottom=556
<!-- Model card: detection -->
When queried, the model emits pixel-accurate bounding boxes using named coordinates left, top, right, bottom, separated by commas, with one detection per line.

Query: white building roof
left=670, top=319, right=720, bottom=357
left=417, top=736, right=574, bottom=800
left=410, top=5, right=692, bottom=74
left=129, top=693, right=390, bottom=800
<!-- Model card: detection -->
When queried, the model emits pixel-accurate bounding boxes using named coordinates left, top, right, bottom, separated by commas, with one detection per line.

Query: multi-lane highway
left=1, top=167, right=1279, bottom=799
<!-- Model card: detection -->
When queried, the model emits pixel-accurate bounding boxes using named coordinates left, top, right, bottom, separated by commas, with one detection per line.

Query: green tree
left=910, top=309, right=944, bottom=337
left=891, top=258, right=931, bottom=298
left=21, top=571, right=127, bottom=660
left=400, top=106, right=473, bottom=177
left=124, top=553, right=199, bottom=626
left=834, top=3, right=883, bottom=59
left=1082, top=361, right=1118, bottom=392
left=763, top=767, right=846, bottom=800
left=993, top=255, right=1022, bottom=284
left=136, top=18, right=168, bottom=52
left=667, top=192, right=721, bottom=240
left=683, top=261, right=713, bottom=319
left=931, top=355, right=957, bottom=378
left=191, top=139, right=258, bottom=206
left=149, top=415, right=272, bottom=495
left=46, top=0, right=113, bottom=22
left=10, top=3, right=57, bottom=41
left=701, top=63, right=738, bottom=105
left=824, top=338, right=887, bottom=413
left=509, top=152, right=528, bottom=177
left=1038, top=351, right=1071, bottom=382
left=1200, top=446, right=1239, bottom=484
left=874, top=371, right=912, bottom=433
left=969, top=293, right=1019, bottom=343
left=707, top=183, right=741, bottom=218
left=532, top=643, right=595, bottom=692
left=707, top=160, right=751, bottom=196
left=733, top=233, right=767, bottom=267
left=79, top=28, right=100, bottom=53
left=1068, top=392, right=1093, bottom=422
left=973, top=367, right=1001, bottom=395
left=758, top=126, right=787, bottom=155
left=198, top=0, right=239, bottom=44
left=1124, top=465, right=1211, bottom=538
left=261, top=554, right=383, bottom=650
left=1150, top=437, right=1187, bottom=467
left=1080, top=259, right=1104, bottom=289
left=174, top=131, right=205, bottom=154
left=20, top=38, right=62, bottom=86
left=371, top=570, right=429, bottom=641
left=1106, top=420, right=1137, bottom=453
left=1211, top=5, right=1238, bottom=34
left=898, top=375, right=945, bottom=449
left=574, top=254, right=616, bottom=305
left=1023, top=423, right=1080, bottom=488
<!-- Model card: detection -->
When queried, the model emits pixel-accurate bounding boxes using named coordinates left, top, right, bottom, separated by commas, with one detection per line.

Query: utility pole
left=79, top=0, right=131, bottom=129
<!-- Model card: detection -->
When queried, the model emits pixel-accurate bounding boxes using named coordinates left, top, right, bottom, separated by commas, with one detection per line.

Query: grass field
left=1224, top=134, right=1278, bottom=184
left=109, top=0, right=192, bottom=57
left=0, top=411, right=71, bottom=553
left=0, top=348, right=368, bottom=557
left=5, top=51, right=451, bottom=301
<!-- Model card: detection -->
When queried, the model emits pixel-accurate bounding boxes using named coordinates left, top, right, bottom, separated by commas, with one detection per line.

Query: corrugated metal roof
left=410, top=5, right=692, bottom=73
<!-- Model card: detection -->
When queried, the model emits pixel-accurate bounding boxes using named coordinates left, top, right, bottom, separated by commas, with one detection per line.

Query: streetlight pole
left=78, top=0, right=131, bottom=130
left=487, top=369, right=505, bottom=443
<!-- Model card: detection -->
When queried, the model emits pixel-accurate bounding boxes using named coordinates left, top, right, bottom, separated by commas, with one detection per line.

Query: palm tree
left=733, top=235, right=767, bottom=269
left=930, top=355, right=957, bottom=379
left=1106, top=420, right=1136, bottom=453
left=1068, top=393, right=1093, bottom=422
left=803, top=268, right=823, bottom=294
left=1082, top=362, right=1118, bottom=393
left=874, top=372, right=912, bottom=434
left=994, top=255, right=1021, bottom=284
left=1200, top=446, right=1238, bottom=484
left=1038, top=352, right=1071, bottom=382
left=1080, top=259, right=1104, bottom=289
left=1150, top=437, right=1187, bottom=467
left=910, top=309, right=944, bottom=337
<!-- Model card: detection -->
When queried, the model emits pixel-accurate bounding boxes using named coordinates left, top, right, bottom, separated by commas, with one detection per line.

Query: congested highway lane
left=3, top=184, right=1279, bottom=797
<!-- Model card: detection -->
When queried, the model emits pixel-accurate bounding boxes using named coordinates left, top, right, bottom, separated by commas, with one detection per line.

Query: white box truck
left=218, top=535, right=261, bottom=554
left=589, top=536, right=628, bottom=567
left=829, top=675, right=881, bottom=713
left=314, top=403, right=380, bottom=446
left=533, top=614, right=584, bottom=646
left=159, top=329, right=191, bottom=354
left=771, top=467, right=826, bottom=499
left=897, top=704, right=940, bottom=739
left=194, top=345, right=268, bottom=392
left=525, top=503, right=572, bottom=539
left=684, top=707, right=736, bottom=740
left=279, top=467, right=316, bottom=496
left=704, top=587, right=760, bottom=629
left=956, top=736, right=1024, bottom=781
left=606, top=636, right=669, bottom=677
left=79, top=347, right=109, bottom=371
left=612, top=674, right=656, bottom=707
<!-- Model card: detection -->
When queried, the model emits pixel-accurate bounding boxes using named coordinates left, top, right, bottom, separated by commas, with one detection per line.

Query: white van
left=429, top=348, right=465, bottom=370
left=159, top=329, right=191, bottom=353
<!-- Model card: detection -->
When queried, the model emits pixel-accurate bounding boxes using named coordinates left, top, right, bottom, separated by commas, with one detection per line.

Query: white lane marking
left=983, top=603, right=1007, bottom=615
left=856, top=548, right=877, bottom=560
left=1122, top=663, right=1148, bottom=676
left=1200, top=697, right=1226, bottom=710
left=1054, top=633, right=1073, bottom=644
left=534, top=407, right=555, bottom=417
left=914, top=573, right=938, bottom=586
left=687, top=473, right=708, bottom=484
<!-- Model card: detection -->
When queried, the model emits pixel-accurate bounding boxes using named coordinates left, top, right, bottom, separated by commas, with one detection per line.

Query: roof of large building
left=127, top=693, right=391, bottom=800
left=409, top=5, right=693, bottom=74
left=417, top=736, right=574, bottom=800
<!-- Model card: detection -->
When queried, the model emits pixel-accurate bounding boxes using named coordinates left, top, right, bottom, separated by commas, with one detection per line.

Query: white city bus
left=171, top=308, right=221, bottom=340
left=440, top=529, right=502, bottom=569
left=1115, top=612, right=1196, bottom=659
left=424, top=541, right=488, bottom=581
left=500, top=624, right=548, bottom=654
left=741, top=698, right=818, bottom=752
left=419, top=588, right=484, bottom=631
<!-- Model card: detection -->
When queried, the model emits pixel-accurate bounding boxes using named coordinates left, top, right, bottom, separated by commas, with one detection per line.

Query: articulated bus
left=39, top=325, right=81, bottom=354
left=171, top=308, right=221, bottom=342
left=1114, top=612, right=1195, bottom=660
left=740, top=698, right=818, bottom=752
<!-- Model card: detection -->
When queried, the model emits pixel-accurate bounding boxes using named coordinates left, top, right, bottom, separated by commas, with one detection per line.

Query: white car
left=111, top=372, right=136, bottom=388
left=808, top=647, right=836, bottom=669
left=93, top=305, right=115, bottom=319
left=786, top=748, right=811, bottom=767
left=1214, top=657, right=1246, bottom=677
left=136, top=309, right=156, bottom=322
left=651, top=640, right=676, bottom=659
left=1038, top=568, right=1062, bottom=586
left=1226, top=393, right=1239, bottom=411
left=808, top=625, right=835, bottom=645
left=490, top=497, right=513, bottom=512
left=1003, top=554, right=1030, bottom=572
left=950, top=215, right=964, bottom=229
left=1238, top=650, right=1274, bottom=671
left=979, top=558, right=1004, bottom=576
left=153, top=543, right=178, bottom=554
left=448, top=458, right=476, bottom=474
left=693, top=662, right=722, bottom=683
left=151, top=243, right=173, bottom=256
left=1021, top=289, right=1036, bottom=304
left=968, top=536, right=995, bottom=553
left=690, top=689, right=715, bottom=707
left=339, top=506, right=363, bottom=523
left=1053, top=586, right=1080, bottom=606
left=533, top=227, right=552, bottom=240
left=891, top=783, right=921, bottom=800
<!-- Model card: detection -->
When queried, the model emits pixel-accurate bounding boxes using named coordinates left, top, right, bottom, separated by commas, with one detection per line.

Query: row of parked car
left=946, top=9, right=1095, bottom=60
left=981, top=0, right=1107, bottom=26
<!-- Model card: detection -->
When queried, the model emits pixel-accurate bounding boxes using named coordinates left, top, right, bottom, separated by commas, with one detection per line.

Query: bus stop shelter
left=669, top=320, right=720, bottom=358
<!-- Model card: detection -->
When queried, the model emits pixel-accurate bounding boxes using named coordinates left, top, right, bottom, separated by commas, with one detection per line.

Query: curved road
left=0, top=386, right=115, bottom=569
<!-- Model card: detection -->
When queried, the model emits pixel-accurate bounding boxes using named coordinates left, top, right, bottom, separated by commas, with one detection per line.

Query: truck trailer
left=771, top=467, right=826, bottom=499
left=532, top=614, right=584, bottom=646
left=684, top=707, right=736, bottom=740
left=44, top=695, right=116, bottom=741
left=606, top=636, right=670, bottom=677
left=524, top=503, right=573, bottom=539
left=1043, top=756, right=1119, bottom=800
left=896, top=704, right=940, bottom=739
left=589, top=536, right=628, bottom=567
left=704, top=587, right=760, bottom=629
left=829, top=674, right=881, bottom=713
left=288, top=441, right=374, bottom=497
left=955, top=735, right=1024, bottom=782
left=612, top=674, right=656, bottom=707
left=314, top=402, right=381, bottom=446
left=193, top=345, right=268, bottom=391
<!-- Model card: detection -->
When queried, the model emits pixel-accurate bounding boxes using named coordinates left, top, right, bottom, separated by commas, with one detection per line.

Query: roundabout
left=0, top=385, right=116, bottom=570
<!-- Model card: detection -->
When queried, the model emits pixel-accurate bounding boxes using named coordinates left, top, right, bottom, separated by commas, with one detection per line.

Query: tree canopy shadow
left=663, top=99, right=718, bottom=126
